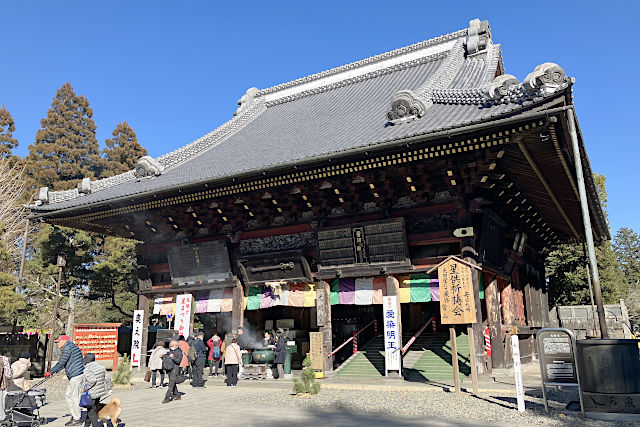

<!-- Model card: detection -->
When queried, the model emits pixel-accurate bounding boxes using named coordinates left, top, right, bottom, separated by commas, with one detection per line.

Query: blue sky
left=2, top=2, right=637, bottom=235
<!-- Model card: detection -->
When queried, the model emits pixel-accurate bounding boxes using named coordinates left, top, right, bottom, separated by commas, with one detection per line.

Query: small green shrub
left=293, top=354, right=320, bottom=395
left=114, top=354, right=132, bottom=385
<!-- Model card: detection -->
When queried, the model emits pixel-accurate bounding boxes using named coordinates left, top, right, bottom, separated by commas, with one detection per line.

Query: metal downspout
left=566, top=107, right=608, bottom=338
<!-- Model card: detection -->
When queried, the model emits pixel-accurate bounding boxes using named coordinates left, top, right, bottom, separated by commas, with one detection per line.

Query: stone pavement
left=39, top=376, right=540, bottom=427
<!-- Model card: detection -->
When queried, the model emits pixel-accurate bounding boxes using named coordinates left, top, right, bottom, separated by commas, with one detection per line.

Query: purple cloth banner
left=260, top=285, right=275, bottom=309
left=429, top=277, right=440, bottom=301
left=195, top=291, right=210, bottom=313
left=339, top=278, right=356, bottom=305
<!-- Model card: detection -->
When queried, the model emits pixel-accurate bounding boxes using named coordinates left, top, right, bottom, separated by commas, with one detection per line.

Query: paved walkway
left=39, top=376, right=539, bottom=427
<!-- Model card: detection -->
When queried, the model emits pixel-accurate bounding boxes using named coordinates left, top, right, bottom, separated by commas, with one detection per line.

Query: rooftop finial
left=466, top=19, right=491, bottom=55
left=234, top=87, right=260, bottom=116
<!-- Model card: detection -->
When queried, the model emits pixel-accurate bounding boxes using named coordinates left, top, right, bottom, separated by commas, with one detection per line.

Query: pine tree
left=27, top=82, right=101, bottom=190
left=101, top=121, right=147, bottom=178
left=293, top=354, right=320, bottom=395
left=0, top=106, right=18, bottom=159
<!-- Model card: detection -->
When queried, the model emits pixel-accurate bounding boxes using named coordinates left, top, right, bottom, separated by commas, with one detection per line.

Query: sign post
left=131, top=310, right=144, bottom=369
left=434, top=256, right=480, bottom=393
left=382, top=295, right=401, bottom=376
left=511, top=335, right=525, bottom=412
left=536, top=328, right=584, bottom=417
left=175, top=294, right=193, bottom=338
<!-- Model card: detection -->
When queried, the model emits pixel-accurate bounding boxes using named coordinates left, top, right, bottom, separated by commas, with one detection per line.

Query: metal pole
left=566, top=108, right=608, bottom=338
left=583, top=244, right=598, bottom=337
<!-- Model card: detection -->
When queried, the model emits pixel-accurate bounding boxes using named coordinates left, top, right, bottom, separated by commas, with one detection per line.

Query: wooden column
left=385, top=275, right=402, bottom=377
left=232, top=279, right=245, bottom=331
left=317, top=280, right=333, bottom=372
left=137, top=292, right=150, bottom=369
left=457, top=199, right=487, bottom=375
left=484, top=276, right=504, bottom=369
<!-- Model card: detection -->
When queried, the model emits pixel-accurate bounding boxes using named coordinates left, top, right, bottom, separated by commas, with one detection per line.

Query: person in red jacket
left=177, top=336, right=190, bottom=375
left=206, top=334, right=223, bottom=376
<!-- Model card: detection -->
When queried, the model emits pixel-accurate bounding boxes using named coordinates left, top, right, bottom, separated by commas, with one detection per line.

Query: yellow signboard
left=438, top=258, right=477, bottom=324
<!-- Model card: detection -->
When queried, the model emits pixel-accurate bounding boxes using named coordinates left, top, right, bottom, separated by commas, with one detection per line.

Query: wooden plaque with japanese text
left=438, top=259, right=476, bottom=324
left=309, top=332, right=324, bottom=371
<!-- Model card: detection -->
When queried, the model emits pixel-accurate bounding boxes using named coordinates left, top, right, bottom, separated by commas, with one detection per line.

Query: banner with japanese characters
left=175, top=293, right=193, bottom=338
left=383, top=295, right=401, bottom=373
left=130, top=310, right=144, bottom=367
left=438, top=258, right=476, bottom=324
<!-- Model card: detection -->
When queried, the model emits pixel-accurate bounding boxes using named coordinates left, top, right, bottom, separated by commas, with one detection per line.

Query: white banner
left=175, top=294, right=193, bottom=338
left=383, top=295, right=401, bottom=373
left=130, top=310, right=144, bottom=368
left=511, top=335, right=525, bottom=412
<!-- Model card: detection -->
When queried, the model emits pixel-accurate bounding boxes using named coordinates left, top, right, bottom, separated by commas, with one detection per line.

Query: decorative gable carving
left=134, top=156, right=165, bottom=178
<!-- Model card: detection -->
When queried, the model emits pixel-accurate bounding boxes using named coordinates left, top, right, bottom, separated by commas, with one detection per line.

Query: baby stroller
left=2, top=376, right=49, bottom=427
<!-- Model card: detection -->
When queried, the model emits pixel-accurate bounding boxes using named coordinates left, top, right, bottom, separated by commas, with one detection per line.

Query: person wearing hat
left=82, top=353, right=112, bottom=427
left=45, top=335, right=84, bottom=426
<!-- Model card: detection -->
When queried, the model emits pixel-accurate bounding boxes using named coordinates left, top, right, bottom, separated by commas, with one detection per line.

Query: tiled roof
left=31, top=19, right=571, bottom=213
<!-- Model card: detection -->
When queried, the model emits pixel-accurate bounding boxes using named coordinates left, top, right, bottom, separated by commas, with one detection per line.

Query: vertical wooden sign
left=438, top=258, right=476, bottom=325
left=309, top=332, right=324, bottom=371
left=436, top=257, right=479, bottom=394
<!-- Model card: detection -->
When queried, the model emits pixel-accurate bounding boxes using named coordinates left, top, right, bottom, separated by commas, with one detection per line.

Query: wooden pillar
left=457, top=199, right=487, bottom=375
left=317, top=280, right=333, bottom=372
left=484, top=276, right=504, bottom=369
left=137, top=292, right=150, bottom=369
left=232, top=279, right=244, bottom=331
left=385, top=275, right=402, bottom=377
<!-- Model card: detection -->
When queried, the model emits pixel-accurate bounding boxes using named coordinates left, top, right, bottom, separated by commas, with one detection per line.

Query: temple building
left=29, top=19, right=607, bottom=376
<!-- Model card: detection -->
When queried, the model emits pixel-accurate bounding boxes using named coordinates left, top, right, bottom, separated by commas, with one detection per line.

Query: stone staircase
left=335, top=336, right=385, bottom=378
left=335, top=330, right=471, bottom=382
left=403, top=332, right=471, bottom=383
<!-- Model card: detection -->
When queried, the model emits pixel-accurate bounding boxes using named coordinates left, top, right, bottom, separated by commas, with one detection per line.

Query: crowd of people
left=152, top=327, right=288, bottom=403
left=0, top=328, right=289, bottom=423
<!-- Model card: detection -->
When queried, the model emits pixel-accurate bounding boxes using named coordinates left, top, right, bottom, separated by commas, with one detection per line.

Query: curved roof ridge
left=258, top=28, right=468, bottom=100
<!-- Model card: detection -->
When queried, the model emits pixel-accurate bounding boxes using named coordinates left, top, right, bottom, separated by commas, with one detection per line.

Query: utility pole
left=46, top=254, right=65, bottom=371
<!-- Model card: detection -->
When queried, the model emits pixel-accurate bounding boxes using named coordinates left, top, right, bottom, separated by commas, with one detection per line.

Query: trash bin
left=285, top=343, right=297, bottom=374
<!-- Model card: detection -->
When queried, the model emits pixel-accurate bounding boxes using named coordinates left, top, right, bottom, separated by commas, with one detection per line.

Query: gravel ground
left=245, top=388, right=638, bottom=426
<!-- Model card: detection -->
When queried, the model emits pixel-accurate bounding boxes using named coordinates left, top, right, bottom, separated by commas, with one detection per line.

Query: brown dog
left=97, top=397, right=121, bottom=426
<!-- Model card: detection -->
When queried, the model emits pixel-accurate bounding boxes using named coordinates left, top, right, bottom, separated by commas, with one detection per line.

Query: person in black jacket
left=191, top=332, right=207, bottom=388
left=162, top=340, right=183, bottom=404
left=274, top=333, right=287, bottom=380
left=45, top=335, right=85, bottom=426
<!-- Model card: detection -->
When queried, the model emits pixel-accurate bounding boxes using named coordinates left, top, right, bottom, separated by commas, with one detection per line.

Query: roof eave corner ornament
left=466, top=19, right=491, bottom=55
left=234, top=87, right=260, bottom=117
left=77, top=177, right=92, bottom=195
left=523, top=63, right=569, bottom=95
left=386, top=90, right=428, bottom=125
left=134, top=155, right=165, bottom=179
left=36, top=187, right=49, bottom=206
left=486, top=74, right=521, bottom=103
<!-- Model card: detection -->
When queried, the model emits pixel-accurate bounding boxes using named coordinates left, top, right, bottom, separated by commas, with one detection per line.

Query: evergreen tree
left=101, top=121, right=147, bottom=178
left=27, top=82, right=101, bottom=190
left=0, top=106, right=18, bottom=159
left=614, top=227, right=640, bottom=287
left=546, top=173, right=626, bottom=306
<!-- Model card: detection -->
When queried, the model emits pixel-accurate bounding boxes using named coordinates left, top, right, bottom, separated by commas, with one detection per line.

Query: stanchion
left=432, top=316, right=437, bottom=334
left=484, top=327, right=491, bottom=357
left=374, top=319, right=378, bottom=336
left=353, top=331, right=358, bottom=354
